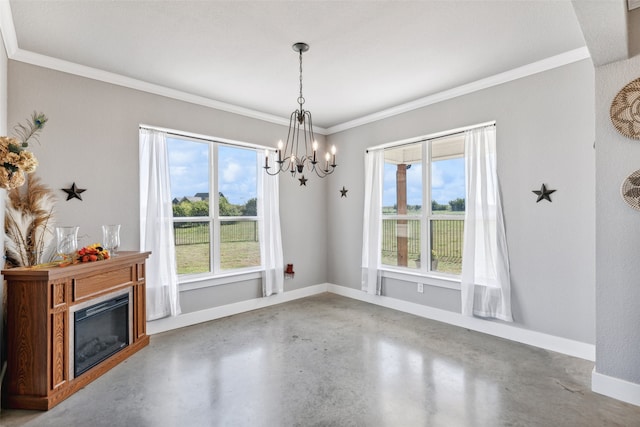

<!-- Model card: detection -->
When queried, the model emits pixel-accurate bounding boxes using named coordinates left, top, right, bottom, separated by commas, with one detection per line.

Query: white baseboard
left=327, top=284, right=595, bottom=362
left=592, top=369, right=640, bottom=407
left=149, top=282, right=595, bottom=361
left=147, top=283, right=329, bottom=335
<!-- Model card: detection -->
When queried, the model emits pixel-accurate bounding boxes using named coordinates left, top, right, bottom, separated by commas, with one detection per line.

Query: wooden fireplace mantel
left=2, top=251, right=151, bottom=410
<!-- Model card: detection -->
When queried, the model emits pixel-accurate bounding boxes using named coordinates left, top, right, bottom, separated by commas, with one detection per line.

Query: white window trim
left=178, top=270, right=264, bottom=292
left=380, top=140, right=464, bottom=277
left=373, top=123, right=491, bottom=283
left=150, top=124, right=270, bottom=287
left=380, top=268, right=461, bottom=291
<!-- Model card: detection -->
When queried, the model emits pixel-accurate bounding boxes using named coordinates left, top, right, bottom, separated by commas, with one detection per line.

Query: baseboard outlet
left=326, top=283, right=595, bottom=362
left=147, top=283, right=329, bottom=335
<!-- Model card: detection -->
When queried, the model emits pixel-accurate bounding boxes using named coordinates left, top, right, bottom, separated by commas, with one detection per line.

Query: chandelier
left=264, top=42, right=336, bottom=183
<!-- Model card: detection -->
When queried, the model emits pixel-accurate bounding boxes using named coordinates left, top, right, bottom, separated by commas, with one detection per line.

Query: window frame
left=167, top=133, right=263, bottom=285
left=379, top=134, right=465, bottom=283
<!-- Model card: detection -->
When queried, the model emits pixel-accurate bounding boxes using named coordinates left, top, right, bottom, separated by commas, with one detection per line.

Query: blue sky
left=167, top=136, right=463, bottom=208
left=167, top=137, right=257, bottom=205
left=382, top=158, right=465, bottom=208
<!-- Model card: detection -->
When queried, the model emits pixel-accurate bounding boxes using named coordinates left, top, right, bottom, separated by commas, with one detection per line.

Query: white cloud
left=222, top=162, right=242, bottom=183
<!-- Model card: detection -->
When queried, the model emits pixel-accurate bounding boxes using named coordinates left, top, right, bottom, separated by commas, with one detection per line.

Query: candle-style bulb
left=312, top=141, right=318, bottom=151
left=278, top=140, right=284, bottom=150
left=331, top=145, right=336, bottom=155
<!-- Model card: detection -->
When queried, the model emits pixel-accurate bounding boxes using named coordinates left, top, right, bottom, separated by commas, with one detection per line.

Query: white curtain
left=361, top=150, right=384, bottom=295
left=461, top=126, right=512, bottom=321
left=258, top=151, right=284, bottom=296
left=139, top=128, right=182, bottom=320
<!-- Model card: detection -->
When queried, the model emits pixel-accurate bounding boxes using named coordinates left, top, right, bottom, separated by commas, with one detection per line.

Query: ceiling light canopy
left=264, top=42, right=336, bottom=183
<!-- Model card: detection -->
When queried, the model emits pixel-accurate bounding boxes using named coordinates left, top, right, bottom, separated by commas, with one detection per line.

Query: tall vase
left=102, top=224, right=121, bottom=257
left=55, top=226, right=79, bottom=262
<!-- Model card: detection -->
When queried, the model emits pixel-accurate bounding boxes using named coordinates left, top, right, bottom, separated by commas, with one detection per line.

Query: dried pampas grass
left=4, top=174, right=56, bottom=267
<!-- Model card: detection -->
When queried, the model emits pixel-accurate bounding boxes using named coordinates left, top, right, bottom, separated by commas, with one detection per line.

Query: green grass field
left=175, top=241, right=260, bottom=274
left=174, top=219, right=463, bottom=276
left=174, top=223, right=260, bottom=274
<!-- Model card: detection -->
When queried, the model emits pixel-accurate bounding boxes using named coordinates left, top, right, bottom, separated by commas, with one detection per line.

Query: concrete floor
left=1, top=293, right=640, bottom=426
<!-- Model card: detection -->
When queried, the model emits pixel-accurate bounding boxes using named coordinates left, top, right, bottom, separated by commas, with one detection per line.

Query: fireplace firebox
left=72, top=290, right=131, bottom=378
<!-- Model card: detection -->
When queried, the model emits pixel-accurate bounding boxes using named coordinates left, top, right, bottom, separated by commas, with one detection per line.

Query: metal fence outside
left=174, top=221, right=258, bottom=245
left=381, top=218, right=464, bottom=263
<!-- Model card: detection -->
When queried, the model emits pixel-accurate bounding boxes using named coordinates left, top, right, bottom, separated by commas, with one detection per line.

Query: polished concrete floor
left=2, top=293, right=640, bottom=426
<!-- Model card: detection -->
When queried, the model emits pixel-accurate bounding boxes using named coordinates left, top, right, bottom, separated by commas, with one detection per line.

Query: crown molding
left=0, top=1, right=18, bottom=57
left=9, top=48, right=308, bottom=132
left=325, top=46, right=591, bottom=134
left=0, top=2, right=588, bottom=137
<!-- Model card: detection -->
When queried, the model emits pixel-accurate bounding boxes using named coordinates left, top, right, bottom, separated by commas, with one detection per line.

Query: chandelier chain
left=298, top=48, right=305, bottom=109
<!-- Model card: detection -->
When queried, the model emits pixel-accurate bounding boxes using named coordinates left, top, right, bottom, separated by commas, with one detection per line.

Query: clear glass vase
left=102, top=224, right=121, bottom=257
left=55, top=226, right=79, bottom=263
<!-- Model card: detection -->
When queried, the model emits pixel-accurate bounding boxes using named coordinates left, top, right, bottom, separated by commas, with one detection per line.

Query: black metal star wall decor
left=62, top=182, right=87, bottom=201
left=532, top=183, right=556, bottom=203
left=340, top=186, right=348, bottom=198
left=298, top=175, right=308, bottom=186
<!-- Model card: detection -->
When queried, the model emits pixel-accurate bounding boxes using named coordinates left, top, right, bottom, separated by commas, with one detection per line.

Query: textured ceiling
left=8, top=0, right=587, bottom=129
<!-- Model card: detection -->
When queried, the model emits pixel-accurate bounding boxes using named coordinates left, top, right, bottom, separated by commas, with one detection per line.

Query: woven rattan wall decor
left=611, top=77, right=640, bottom=139
left=621, top=169, right=640, bottom=211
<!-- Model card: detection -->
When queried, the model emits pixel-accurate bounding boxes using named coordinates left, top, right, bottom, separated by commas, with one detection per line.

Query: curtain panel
left=361, top=150, right=384, bottom=295
left=258, top=152, right=284, bottom=296
left=461, top=126, right=512, bottom=321
left=139, top=128, right=182, bottom=320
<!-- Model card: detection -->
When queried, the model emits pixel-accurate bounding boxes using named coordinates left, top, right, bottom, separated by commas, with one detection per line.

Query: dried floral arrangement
left=0, top=111, right=48, bottom=190
left=4, top=174, right=56, bottom=267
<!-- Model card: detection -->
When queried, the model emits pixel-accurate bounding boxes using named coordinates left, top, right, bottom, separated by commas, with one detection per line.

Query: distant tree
left=172, top=201, right=192, bottom=217
left=219, top=193, right=241, bottom=216
left=243, top=198, right=257, bottom=216
left=432, top=200, right=447, bottom=211
left=191, top=200, right=209, bottom=216
left=449, top=198, right=465, bottom=212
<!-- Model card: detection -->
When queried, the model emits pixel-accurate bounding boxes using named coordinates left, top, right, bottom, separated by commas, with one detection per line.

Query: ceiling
left=5, top=1, right=591, bottom=132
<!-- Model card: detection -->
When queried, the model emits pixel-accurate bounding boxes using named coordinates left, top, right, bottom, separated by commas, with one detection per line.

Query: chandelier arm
left=264, top=166, right=281, bottom=176
left=284, top=111, right=296, bottom=156
left=303, top=111, right=310, bottom=161
left=306, top=111, right=316, bottom=164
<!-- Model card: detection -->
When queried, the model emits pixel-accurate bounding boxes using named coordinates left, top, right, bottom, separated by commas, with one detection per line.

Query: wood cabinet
left=2, top=251, right=150, bottom=410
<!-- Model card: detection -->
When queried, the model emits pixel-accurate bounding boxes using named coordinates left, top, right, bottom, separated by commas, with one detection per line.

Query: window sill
left=178, top=269, right=263, bottom=292
left=380, top=268, right=461, bottom=290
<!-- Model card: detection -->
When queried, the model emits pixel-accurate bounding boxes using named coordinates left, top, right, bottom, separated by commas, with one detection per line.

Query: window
left=381, top=134, right=465, bottom=275
left=167, top=136, right=261, bottom=277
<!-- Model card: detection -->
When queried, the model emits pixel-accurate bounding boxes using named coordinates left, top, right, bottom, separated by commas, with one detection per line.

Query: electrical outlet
left=417, top=283, right=424, bottom=293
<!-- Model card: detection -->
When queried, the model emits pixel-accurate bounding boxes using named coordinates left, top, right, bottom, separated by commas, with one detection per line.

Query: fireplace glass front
left=74, top=293, right=129, bottom=377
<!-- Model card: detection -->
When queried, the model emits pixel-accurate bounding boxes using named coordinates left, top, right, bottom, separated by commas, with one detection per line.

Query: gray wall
left=7, top=57, right=598, bottom=346
left=326, top=59, right=596, bottom=344
left=595, top=55, right=640, bottom=383
left=8, top=61, right=329, bottom=314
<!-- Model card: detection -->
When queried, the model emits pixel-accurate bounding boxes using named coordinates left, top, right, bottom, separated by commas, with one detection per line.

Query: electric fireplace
left=3, top=251, right=150, bottom=410
left=70, top=289, right=132, bottom=378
